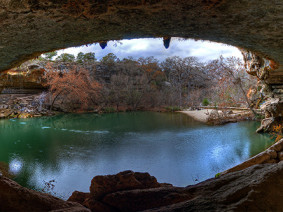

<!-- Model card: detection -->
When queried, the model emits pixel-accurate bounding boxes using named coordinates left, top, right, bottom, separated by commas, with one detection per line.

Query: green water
left=0, top=112, right=273, bottom=199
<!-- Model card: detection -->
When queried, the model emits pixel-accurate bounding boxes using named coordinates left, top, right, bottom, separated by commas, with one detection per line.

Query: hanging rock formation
left=0, top=0, right=281, bottom=73
left=99, top=41, right=108, bottom=49
left=163, top=37, right=171, bottom=49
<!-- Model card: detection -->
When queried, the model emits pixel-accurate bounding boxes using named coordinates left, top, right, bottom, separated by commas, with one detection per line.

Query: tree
left=43, top=63, right=101, bottom=111
left=100, top=53, right=118, bottom=65
left=56, top=53, right=75, bottom=63
left=42, top=51, right=57, bottom=61
left=124, top=74, right=148, bottom=110
left=207, top=56, right=257, bottom=115
left=76, top=52, right=96, bottom=64
left=161, top=56, right=205, bottom=107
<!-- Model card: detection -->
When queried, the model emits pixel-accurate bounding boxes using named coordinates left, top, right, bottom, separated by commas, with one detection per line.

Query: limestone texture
left=67, top=164, right=283, bottom=212
left=0, top=0, right=281, bottom=77
left=242, top=50, right=283, bottom=132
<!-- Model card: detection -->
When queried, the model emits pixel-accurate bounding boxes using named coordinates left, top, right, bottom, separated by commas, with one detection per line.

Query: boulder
left=69, top=171, right=189, bottom=212
left=0, top=176, right=90, bottom=212
left=147, top=162, right=283, bottom=212
left=278, top=152, right=283, bottom=161
left=256, top=117, right=275, bottom=133
left=0, top=109, right=13, bottom=118
left=82, top=198, right=114, bottom=212
left=68, top=191, right=90, bottom=205
left=102, top=187, right=192, bottom=212
left=257, top=98, right=283, bottom=133
left=18, top=112, right=32, bottom=119
left=67, top=162, right=283, bottom=212
left=89, top=170, right=160, bottom=199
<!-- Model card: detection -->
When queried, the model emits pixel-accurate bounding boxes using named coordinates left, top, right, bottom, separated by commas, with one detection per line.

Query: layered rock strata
left=0, top=62, right=45, bottom=92
left=0, top=93, right=50, bottom=119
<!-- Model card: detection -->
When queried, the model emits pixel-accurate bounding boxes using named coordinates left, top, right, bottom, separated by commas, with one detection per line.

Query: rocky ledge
left=221, top=138, right=283, bottom=175
left=0, top=94, right=51, bottom=119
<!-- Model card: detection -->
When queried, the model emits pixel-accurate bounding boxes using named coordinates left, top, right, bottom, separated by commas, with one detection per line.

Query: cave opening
left=0, top=0, right=282, bottom=210
left=0, top=38, right=276, bottom=201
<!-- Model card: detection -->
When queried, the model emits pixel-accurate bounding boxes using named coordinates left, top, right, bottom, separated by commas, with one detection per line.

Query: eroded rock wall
left=242, top=50, right=283, bottom=132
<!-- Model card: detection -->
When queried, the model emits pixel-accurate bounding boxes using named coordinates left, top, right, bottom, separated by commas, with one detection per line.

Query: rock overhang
left=0, top=0, right=282, bottom=84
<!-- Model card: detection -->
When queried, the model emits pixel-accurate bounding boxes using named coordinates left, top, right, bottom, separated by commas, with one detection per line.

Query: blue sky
left=58, top=38, right=243, bottom=62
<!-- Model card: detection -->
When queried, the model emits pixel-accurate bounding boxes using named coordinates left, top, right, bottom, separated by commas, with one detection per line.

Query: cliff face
left=242, top=50, right=283, bottom=132
left=0, top=63, right=45, bottom=93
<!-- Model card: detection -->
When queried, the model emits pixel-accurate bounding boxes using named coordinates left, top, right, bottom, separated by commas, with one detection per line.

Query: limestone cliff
left=0, top=61, right=45, bottom=93
left=242, top=50, right=283, bottom=132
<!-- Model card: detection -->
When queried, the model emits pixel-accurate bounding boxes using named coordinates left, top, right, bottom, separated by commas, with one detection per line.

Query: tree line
left=40, top=51, right=257, bottom=112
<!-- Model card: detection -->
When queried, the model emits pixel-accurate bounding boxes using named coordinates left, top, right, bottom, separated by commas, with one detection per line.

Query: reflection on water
left=0, top=112, right=273, bottom=199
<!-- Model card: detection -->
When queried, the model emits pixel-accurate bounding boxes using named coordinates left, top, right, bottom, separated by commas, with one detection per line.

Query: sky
left=57, top=38, right=243, bottom=62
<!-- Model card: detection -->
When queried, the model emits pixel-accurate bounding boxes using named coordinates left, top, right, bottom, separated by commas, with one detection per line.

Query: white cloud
left=57, top=38, right=243, bottom=62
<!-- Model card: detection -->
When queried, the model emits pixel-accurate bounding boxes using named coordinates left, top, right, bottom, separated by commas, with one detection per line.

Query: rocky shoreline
left=0, top=94, right=53, bottom=119
left=179, top=108, right=257, bottom=125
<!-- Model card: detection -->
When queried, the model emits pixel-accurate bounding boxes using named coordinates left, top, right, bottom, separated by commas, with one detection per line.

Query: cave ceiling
left=0, top=0, right=282, bottom=83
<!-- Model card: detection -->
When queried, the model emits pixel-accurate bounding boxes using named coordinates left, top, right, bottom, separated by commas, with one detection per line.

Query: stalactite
left=99, top=41, right=108, bottom=49
left=163, top=37, right=171, bottom=49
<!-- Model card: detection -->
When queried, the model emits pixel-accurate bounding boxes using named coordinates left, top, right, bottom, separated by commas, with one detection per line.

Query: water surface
left=0, top=112, right=273, bottom=199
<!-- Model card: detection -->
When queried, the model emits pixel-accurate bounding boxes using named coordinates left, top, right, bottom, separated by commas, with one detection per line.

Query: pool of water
left=0, top=112, right=273, bottom=199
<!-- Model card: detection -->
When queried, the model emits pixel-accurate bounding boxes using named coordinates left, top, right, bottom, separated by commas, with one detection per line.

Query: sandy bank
left=179, top=109, right=212, bottom=123
left=179, top=109, right=254, bottom=124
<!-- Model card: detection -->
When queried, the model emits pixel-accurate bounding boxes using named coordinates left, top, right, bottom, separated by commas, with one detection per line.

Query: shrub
left=165, top=106, right=181, bottom=112
left=272, top=124, right=283, bottom=142
left=215, top=172, right=221, bottom=178
left=202, top=98, right=210, bottom=106
left=102, top=107, right=116, bottom=113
